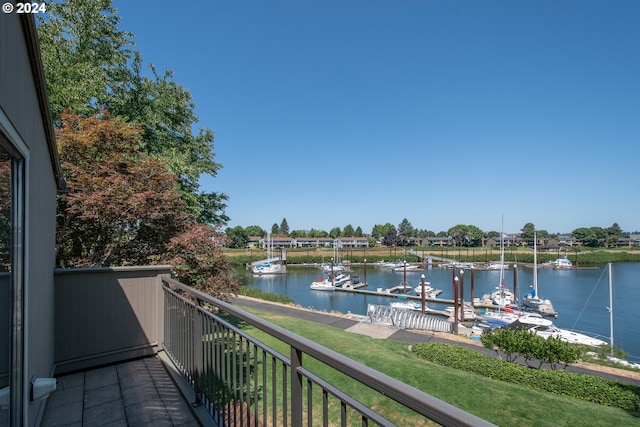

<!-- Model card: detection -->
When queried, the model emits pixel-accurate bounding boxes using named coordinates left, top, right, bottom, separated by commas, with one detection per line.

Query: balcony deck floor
left=42, top=355, right=202, bottom=426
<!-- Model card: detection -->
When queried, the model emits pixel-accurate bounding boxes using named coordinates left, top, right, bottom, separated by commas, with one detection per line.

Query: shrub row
left=411, top=342, right=640, bottom=411
left=480, top=328, right=583, bottom=369
left=238, top=288, right=295, bottom=305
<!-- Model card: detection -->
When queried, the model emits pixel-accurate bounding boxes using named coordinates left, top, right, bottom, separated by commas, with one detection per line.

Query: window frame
left=0, top=111, right=29, bottom=426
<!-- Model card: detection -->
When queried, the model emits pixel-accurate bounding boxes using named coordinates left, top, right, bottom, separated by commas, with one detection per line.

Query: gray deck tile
left=124, top=400, right=171, bottom=426
left=83, top=382, right=121, bottom=409
left=42, top=356, right=203, bottom=426
left=121, top=382, right=161, bottom=407
left=40, top=399, right=83, bottom=426
left=83, top=398, right=126, bottom=425
left=85, top=365, right=118, bottom=390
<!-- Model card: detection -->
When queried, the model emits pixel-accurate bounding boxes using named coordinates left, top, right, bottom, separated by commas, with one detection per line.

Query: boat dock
left=334, top=283, right=494, bottom=310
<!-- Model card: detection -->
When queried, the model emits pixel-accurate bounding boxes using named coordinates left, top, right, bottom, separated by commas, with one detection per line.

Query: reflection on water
left=240, top=262, right=640, bottom=360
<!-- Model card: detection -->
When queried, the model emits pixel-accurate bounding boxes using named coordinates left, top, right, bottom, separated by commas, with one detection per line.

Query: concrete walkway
left=42, top=356, right=202, bottom=426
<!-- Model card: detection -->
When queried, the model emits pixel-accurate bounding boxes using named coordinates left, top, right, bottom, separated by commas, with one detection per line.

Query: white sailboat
left=490, top=219, right=515, bottom=307
left=508, top=316, right=607, bottom=348
left=522, top=233, right=557, bottom=316
left=320, top=242, right=347, bottom=273
left=252, top=233, right=286, bottom=275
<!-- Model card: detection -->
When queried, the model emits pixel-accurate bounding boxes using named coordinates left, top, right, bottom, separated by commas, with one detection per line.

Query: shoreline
left=233, top=295, right=640, bottom=382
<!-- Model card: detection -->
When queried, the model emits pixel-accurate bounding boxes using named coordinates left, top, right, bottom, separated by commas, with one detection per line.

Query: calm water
left=239, top=262, right=640, bottom=361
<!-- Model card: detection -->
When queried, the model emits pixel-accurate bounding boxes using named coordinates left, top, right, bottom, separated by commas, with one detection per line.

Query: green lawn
left=235, top=307, right=640, bottom=427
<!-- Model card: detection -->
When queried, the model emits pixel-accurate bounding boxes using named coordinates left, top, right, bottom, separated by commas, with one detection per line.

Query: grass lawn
left=235, top=307, right=640, bottom=426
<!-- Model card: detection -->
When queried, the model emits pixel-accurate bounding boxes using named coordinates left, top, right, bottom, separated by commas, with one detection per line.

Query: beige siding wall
left=53, top=266, right=171, bottom=375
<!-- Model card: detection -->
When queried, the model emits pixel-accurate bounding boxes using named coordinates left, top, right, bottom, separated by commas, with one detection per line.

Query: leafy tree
left=271, top=223, right=280, bottom=235
left=354, top=226, right=364, bottom=237
left=39, top=0, right=228, bottom=226
left=371, top=224, right=385, bottom=239
left=308, top=228, right=328, bottom=238
left=107, top=57, right=227, bottom=225
left=398, top=218, right=414, bottom=245
left=165, top=224, right=240, bottom=301
left=572, top=227, right=607, bottom=247
left=244, top=225, right=266, bottom=237
left=55, top=112, right=184, bottom=266
left=225, top=226, right=249, bottom=249
left=416, top=229, right=435, bottom=238
left=605, top=223, right=627, bottom=247
left=37, top=0, right=134, bottom=121
left=55, top=112, right=238, bottom=294
left=290, top=230, right=306, bottom=238
left=447, top=224, right=483, bottom=247
left=342, top=224, right=355, bottom=237
left=382, top=226, right=400, bottom=247
left=520, top=223, right=536, bottom=243
left=329, top=227, right=342, bottom=239
left=372, top=223, right=394, bottom=240
left=279, top=218, right=290, bottom=235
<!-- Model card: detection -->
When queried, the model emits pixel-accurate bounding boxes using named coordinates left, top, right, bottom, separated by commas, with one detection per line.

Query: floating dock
left=334, top=284, right=495, bottom=313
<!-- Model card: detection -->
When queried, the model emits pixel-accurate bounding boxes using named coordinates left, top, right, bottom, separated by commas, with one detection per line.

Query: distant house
left=617, top=235, right=640, bottom=247
left=557, top=235, right=579, bottom=247
left=336, top=237, right=369, bottom=248
left=267, top=237, right=294, bottom=249
left=252, top=237, right=370, bottom=249
left=425, top=236, right=453, bottom=247
left=293, top=237, right=334, bottom=248
left=247, top=236, right=261, bottom=248
left=1, top=14, right=65, bottom=425
left=484, top=237, right=498, bottom=247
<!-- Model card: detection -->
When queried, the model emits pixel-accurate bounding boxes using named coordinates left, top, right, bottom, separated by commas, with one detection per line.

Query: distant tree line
left=225, top=218, right=633, bottom=249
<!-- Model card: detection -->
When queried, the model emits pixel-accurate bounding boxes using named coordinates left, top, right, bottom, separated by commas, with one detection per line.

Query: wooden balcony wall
left=53, top=266, right=172, bottom=375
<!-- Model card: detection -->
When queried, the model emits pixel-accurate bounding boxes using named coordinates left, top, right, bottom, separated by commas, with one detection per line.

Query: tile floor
left=41, top=356, right=203, bottom=426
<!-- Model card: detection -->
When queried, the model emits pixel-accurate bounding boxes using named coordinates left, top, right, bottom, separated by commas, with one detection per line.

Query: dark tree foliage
left=55, top=113, right=238, bottom=294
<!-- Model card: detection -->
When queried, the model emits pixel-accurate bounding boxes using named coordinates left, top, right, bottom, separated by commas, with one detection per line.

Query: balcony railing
left=162, top=277, right=495, bottom=427
left=52, top=267, right=494, bottom=426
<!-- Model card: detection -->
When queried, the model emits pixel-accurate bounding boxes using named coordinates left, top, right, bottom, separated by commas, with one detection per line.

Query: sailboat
left=251, top=233, right=286, bottom=275
left=490, top=220, right=515, bottom=307
left=522, top=233, right=558, bottom=317
left=320, top=242, right=347, bottom=273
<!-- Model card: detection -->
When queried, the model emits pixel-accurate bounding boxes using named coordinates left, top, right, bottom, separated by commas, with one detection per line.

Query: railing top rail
left=162, top=277, right=495, bottom=426
left=55, top=265, right=173, bottom=274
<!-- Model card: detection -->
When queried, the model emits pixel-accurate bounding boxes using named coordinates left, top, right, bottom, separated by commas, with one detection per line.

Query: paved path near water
left=233, top=296, right=640, bottom=387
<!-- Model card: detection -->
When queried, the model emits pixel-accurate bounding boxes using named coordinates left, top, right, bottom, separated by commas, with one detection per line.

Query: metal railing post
left=290, top=347, right=303, bottom=426
left=192, top=300, right=204, bottom=404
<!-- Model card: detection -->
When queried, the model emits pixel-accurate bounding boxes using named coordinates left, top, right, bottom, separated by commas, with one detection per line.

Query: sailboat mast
left=609, top=262, right=614, bottom=355
left=533, top=232, right=538, bottom=295
left=499, top=217, right=505, bottom=288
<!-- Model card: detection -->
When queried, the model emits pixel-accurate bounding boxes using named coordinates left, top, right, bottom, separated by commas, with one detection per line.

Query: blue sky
left=113, top=1, right=639, bottom=235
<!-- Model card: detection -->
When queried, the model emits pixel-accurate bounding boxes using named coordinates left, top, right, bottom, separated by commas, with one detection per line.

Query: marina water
left=239, top=262, right=640, bottom=362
